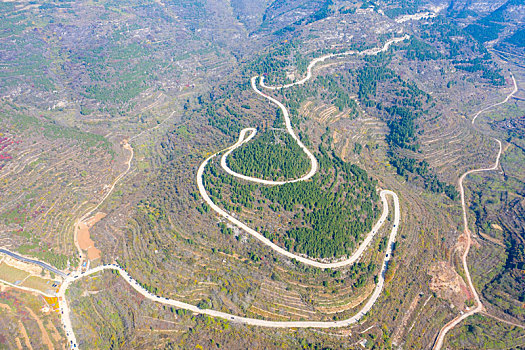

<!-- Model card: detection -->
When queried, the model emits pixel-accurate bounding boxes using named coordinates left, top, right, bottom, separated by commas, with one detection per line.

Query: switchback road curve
left=3, top=37, right=409, bottom=349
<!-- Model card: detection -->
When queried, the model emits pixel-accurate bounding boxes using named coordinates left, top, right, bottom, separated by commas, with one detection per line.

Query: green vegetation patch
left=448, top=314, right=525, bottom=349
left=205, top=143, right=379, bottom=259
left=0, top=107, right=113, bottom=154
left=227, top=129, right=310, bottom=181
left=16, top=245, right=75, bottom=270
left=405, top=37, right=442, bottom=61
left=248, top=39, right=310, bottom=86
left=465, top=22, right=503, bottom=43
left=355, top=58, right=459, bottom=199
left=505, top=28, right=525, bottom=47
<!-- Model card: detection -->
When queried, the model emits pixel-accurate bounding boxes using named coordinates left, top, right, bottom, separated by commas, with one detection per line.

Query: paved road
left=57, top=197, right=397, bottom=347
left=432, top=74, right=519, bottom=350
left=200, top=36, right=409, bottom=268
left=6, top=37, right=410, bottom=349
left=198, top=81, right=393, bottom=268
left=3, top=30, right=518, bottom=350
left=220, top=74, right=319, bottom=185
left=259, top=35, right=409, bottom=90
left=0, top=248, right=66, bottom=278
left=201, top=155, right=394, bottom=268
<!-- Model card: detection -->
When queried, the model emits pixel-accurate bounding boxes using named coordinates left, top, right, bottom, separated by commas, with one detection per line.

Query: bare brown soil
left=77, top=212, right=106, bottom=261
left=429, top=261, right=470, bottom=308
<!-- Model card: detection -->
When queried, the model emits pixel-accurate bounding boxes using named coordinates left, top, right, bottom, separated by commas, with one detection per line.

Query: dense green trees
left=261, top=148, right=378, bottom=258
left=505, top=28, right=524, bottom=47
left=279, top=74, right=359, bottom=120
left=247, top=40, right=309, bottom=85
left=454, top=59, right=505, bottom=86
left=204, top=141, right=379, bottom=259
left=355, top=60, right=459, bottom=200
left=228, top=130, right=310, bottom=181
left=304, top=0, right=333, bottom=25
left=405, top=37, right=442, bottom=61
left=385, top=105, right=418, bottom=151
left=357, top=65, right=394, bottom=100
left=389, top=154, right=459, bottom=199
left=416, top=17, right=505, bottom=85
left=206, top=103, right=242, bottom=138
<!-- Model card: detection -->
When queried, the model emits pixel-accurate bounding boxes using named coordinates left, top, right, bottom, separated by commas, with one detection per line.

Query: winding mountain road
left=200, top=36, right=410, bottom=268
left=1, top=29, right=519, bottom=350
left=260, top=35, right=410, bottom=90
left=54, top=185, right=398, bottom=348
left=2, top=37, right=410, bottom=349
left=219, top=75, right=318, bottom=186
left=471, top=75, right=518, bottom=124
left=432, top=74, right=519, bottom=350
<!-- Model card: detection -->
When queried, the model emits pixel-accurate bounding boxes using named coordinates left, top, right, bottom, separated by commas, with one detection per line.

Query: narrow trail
left=73, top=141, right=134, bottom=269
left=432, top=74, right=520, bottom=350
left=2, top=37, right=410, bottom=349
left=481, top=311, right=525, bottom=330
left=471, top=74, right=518, bottom=124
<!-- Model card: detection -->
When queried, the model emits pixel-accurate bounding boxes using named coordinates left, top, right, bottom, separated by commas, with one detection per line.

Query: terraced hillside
left=1, top=0, right=524, bottom=349
left=0, top=105, right=126, bottom=269
left=63, top=3, right=525, bottom=349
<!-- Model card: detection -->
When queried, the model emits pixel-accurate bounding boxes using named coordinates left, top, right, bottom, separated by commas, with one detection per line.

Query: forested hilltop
left=1, top=0, right=524, bottom=349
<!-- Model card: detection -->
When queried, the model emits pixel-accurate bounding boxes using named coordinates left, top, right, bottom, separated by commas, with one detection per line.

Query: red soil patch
left=77, top=212, right=106, bottom=261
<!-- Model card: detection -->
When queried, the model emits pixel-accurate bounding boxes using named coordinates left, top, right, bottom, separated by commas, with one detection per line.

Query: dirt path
left=74, top=141, right=133, bottom=266
left=478, top=231, right=505, bottom=247
left=19, top=38, right=409, bottom=350
left=433, top=74, right=521, bottom=350
left=77, top=212, right=106, bottom=261
left=481, top=311, right=525, bottom=330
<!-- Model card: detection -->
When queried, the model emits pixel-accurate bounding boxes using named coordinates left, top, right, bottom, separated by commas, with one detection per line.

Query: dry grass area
left=0, top=289, right=65, bottom=349
left=21, top=276, right=59, bottom=295
left=301, top=101, right=353, bottom=125
left=331, top=115, right=389, bottom=164
left=0, top=262, right=30, bottom=284
left=0, top=259, right=59, bottom=295
left=0, top=107, right=131, bottom=270
left=419, top=113, right=495, bottom=184
left=68, top=271, right=364, bottom=349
